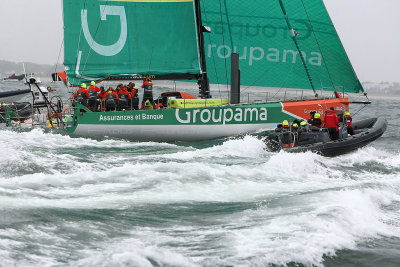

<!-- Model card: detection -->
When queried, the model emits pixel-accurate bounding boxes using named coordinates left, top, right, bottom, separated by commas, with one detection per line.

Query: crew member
left=117, top=85, right=131, bottom=98
left=98, top=87, right=106, bottom=99
left=128, top=82, right=139, bottom=98
left=344, top=111, right=355, bottom=135
left=102, top=88, right=119, bottom=100
left=325, top=106, right=339, bottom=140
left=88, top=81, right=100, bottom=92
left=281, top=120, right=294, bottom=148
left=72, top=83, right=90, bottom=107
left=72, top=83, right=90, bottom=98
left=309, top=113, right=322, bottom=129
left=299, top=120, right=308, bottom=132
left=141, top=78, right=155, bottom=109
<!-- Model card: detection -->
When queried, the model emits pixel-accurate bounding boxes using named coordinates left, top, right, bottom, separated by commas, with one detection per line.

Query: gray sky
left=0, top=0, right=399, bottom=82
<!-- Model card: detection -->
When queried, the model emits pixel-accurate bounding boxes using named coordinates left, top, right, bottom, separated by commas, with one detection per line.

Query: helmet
left=145, top=100, right=151, bottom=106
left=282, top=120, right=289, bottom=126
left=91, top=81, right=96, bottom=86
left=292, top=123, right=298, bottom=128
left=314, top=113, right=321, bottom=119
left=133, top=85, right=138, bottom=89
left=81, top=83, right=87, bottom=88
left=345, top=112, right=350, bottom=116
left=108, top=90, right=113, bottom=93
left=300, top=121, right=307, bottom=126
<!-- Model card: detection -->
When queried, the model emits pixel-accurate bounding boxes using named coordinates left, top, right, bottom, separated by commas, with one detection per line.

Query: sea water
left=0, top=80, right=399, bottom=266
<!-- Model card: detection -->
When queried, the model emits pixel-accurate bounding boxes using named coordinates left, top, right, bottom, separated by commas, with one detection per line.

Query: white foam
left=1, top=126, right=400, bottom=265
left=204, top=188, right=400, bottom=266
left=74, top=238, right=196, bottom=267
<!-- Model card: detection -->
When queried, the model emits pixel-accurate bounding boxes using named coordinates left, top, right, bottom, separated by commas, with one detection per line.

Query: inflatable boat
left=264, top=117, right=387, bottom=157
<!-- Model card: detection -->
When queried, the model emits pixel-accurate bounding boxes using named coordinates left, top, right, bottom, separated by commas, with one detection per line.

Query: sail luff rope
left=222, top=0, right=233, bottom=48
left=72, top=0, right=87, bottom=90
left=82, top=0, right=111, bottom=79
left=201, top=0, right=223, bottom=99
left=217, top=0, right=229, bottom=93
left=300, top=0, right=335, bottom=91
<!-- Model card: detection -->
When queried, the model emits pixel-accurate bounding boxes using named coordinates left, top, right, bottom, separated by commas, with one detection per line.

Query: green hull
left=67, top=102, right=297, bottom=141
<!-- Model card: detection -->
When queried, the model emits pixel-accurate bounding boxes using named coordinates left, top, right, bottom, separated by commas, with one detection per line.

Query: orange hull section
left=282, top=97, right=351, bottom=121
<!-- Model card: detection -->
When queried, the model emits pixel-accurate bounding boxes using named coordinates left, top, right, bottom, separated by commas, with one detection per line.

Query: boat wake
left=0, top=129, right=400, bottom=266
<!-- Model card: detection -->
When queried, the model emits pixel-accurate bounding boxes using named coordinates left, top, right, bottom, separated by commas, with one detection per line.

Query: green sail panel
left=200, top=0, right=364, bottom=93
left=63, top=0, right=201, bottom=85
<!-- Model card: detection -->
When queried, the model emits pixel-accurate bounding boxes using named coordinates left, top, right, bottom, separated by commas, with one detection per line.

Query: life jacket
left=88, top=85, right=100, bottom=92
left=142, top=79, right=153, bottom=96
left=142, top=78, right=153, bottom=88
left=72, top=87, right=90, bottom=99
left=130, top=85, right=138, bottom=98
left=103, top=90, right=119, bottom=100
left=118, top=89, right=131, bottom=99
left=325, top=110, right=339, bottom=130
left=344, top=115, right=352, bottom=128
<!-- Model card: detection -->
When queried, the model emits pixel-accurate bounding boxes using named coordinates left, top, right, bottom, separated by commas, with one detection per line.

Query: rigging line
left=201, top=0, right=223, bottom=99
left=271, top=62, right=296, bottom=99
left=241, top=68, right=272, bottom=93
left=222, top=0, right=233, bottom=48
left=217, top=0, right=229, bottom=93
left=300, top=0, right=335, bottom=89
left=53, top=38, right=64, bottom=77
left=352, top=104, right=368, bottom=118
left=74, top=0, right=87, bottom=80
left=82, top=0, right=111, bottom=75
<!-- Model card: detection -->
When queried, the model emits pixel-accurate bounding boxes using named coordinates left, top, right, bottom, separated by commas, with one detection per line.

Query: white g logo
left=81, top=5, right=127, bottom=56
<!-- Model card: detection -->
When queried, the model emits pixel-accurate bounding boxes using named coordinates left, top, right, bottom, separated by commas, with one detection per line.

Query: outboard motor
left=105, top=94, right=117, bottom=111
left=118, top=94, right=130, bottom=110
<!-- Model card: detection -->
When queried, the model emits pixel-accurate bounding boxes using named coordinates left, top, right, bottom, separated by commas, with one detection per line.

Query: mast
left=278, top=0, right=318, bottom=97
left=194, top=0, right=211, bottom=99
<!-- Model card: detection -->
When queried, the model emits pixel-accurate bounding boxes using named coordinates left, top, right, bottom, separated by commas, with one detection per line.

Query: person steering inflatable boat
left=263, top=110, right=387, bottom=157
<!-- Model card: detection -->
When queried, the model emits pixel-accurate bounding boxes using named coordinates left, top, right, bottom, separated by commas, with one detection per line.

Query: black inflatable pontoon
left=0, top=102, right=32, bottom=123
left=264, top=117, right=387, bottom=157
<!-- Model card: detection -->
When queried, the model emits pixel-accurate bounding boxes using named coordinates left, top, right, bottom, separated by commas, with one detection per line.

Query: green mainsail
left=63, top=0, right=201, bottom=85
left=63, top=0, right=363, bottom=93
left=200, top=0, right=364, bottom=93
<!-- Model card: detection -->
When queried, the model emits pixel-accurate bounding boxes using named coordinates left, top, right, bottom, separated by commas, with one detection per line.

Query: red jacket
left=325, top=110, right=339, bottom=130
left=88, top=85, right=100, bottom=92
left=98, top=90, right=106, bottom=99
left=102, top=91, right=119, bottom=100
left=142, top=78, right=153, bottom=88
left=118, top=89, right=131, bottom=99
left=72, top=88, right=90, bottom=99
